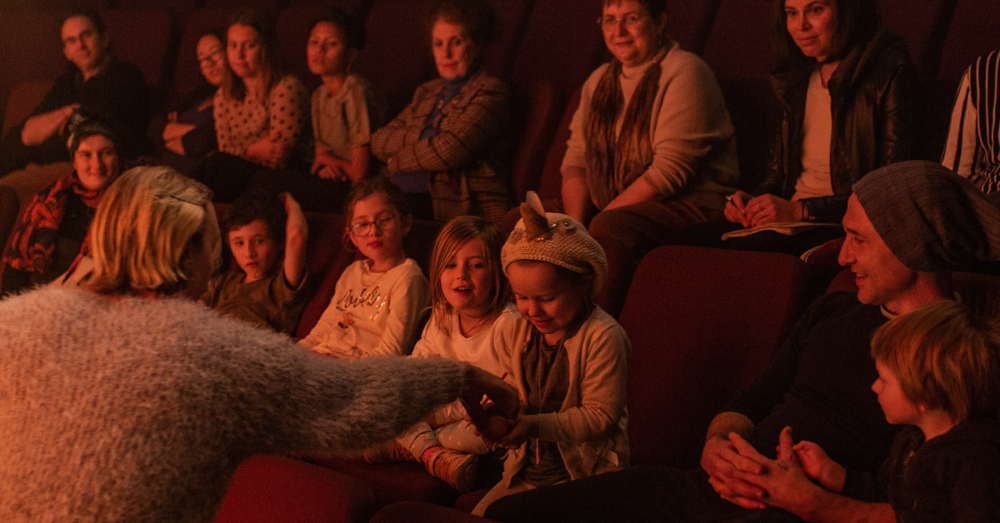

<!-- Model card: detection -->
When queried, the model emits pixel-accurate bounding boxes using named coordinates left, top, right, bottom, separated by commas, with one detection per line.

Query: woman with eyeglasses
left=147, top=29, right=227, bottom=177
left=561, top=0, right=739, bottom=273
left=371, top=0, right=512, bottom=224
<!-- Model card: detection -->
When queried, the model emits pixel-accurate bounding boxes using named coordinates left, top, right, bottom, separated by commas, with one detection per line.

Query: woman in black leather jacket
left=722, top=0, right=917, bottom=254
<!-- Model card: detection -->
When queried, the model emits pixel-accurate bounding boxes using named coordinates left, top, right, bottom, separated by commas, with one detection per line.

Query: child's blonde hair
left=429, top=216, right=510, bottom=336
left=871, top=300, right=1000, bottom=422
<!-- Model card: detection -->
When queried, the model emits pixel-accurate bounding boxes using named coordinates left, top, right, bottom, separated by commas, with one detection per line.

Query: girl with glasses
left=300, top=176, right=430, bottom=358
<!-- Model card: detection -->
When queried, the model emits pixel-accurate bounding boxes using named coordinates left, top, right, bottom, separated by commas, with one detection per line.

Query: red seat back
left=214, top=455, right=377, bottom=523
left=621, top=246, right=816, bottom=467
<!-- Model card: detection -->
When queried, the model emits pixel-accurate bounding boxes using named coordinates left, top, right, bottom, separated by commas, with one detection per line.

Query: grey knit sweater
left=0, top=287, right=466, bottom=522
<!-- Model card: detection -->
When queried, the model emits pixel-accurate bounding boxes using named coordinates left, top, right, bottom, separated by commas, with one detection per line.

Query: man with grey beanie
left=485, top=160, right=1000, bottom=522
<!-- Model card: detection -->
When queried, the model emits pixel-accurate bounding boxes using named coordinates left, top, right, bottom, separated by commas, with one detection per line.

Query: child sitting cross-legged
left=731, top=299, right=1000, bottom=522
left=201, top=191, right=309, bottom=335
left=472, top=194, right=631, bottom=516
left=363, top=215, right=516, bottom=491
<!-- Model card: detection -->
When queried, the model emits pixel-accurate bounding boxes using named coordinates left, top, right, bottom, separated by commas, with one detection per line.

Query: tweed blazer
left=372, top=69, right=512, bottom=223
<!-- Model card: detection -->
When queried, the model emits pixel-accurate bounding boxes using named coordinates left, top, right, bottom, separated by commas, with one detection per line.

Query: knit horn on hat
left=501, top=192, right=608, bottom=299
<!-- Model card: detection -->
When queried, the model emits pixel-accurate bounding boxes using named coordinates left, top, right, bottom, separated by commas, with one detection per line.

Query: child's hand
left=311, top=147, right=349, bottom=181
left=495, top=414, right=538, bottom=449
left=787, top=428, right=846, bottom=493
left=337, top=312, right=354, bottom=329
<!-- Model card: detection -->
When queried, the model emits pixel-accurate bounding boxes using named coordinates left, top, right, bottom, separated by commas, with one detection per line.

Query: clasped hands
left=702, top=426, right=845, bottom=516
left=725, top=191, right=806, bottom=228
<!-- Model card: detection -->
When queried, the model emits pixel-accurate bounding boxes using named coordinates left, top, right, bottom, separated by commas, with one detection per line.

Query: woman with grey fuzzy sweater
left=0, top=165, right=516, bottom=523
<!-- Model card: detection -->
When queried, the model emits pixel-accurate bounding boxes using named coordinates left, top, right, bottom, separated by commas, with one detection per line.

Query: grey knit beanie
left=853, top=160, right=1000, bottom=273
left=502, top=193, right=608, bottom=298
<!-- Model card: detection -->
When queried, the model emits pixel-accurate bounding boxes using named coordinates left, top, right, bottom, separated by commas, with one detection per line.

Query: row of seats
left=211, top=241, right=1000, bottom=523
left=2, top=0, right=1000, bottom=206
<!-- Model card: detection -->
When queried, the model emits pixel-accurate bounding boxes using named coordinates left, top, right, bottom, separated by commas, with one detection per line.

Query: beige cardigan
left=493, top=305, right=631, bottom=485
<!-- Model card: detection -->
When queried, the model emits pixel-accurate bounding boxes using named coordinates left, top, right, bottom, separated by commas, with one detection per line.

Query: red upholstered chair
left=2, top=81, right=54, bottom=138
left=701, top=0, right=774, bottom=81
left=309, top=457, right=462, bottom=510
left=666, top=0, right=722, bottom=55
left=509, top=79, right=566, bottom=204
left=701, top=0, right=779, bottom=189
left=0, top=10, right=67, bottom=127
left=879, top=0, right=955, bottom=77
left=370, top=501, right=499, bottom=523
left=101, top=9, right=174, bottom=90
left=510, top=0, right=607, bottom=98
left=353, top=0, right=437, bottom=116
left=937, top=0, right=1000, bottom=80
left=535, top=87, right=581, bottom=202
left=620, top=246, right=818, bottom=468
left=480, top=0, right=535, bottom=82
left=213, top=455, right=377, bottom=523
left=0, top=185, right=19, bottom=253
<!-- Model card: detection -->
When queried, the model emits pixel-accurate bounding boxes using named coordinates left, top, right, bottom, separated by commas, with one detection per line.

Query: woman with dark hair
left=0, top=115, right=122, bottom=296
left=721, top=0, right=917, bottom=253
left=561, top=0, right=739, bottom=264
left=372, top=0, right=512, bottom=223
left=148, top=28, right=227, bottom=177
left=308, top=7, right=387, bottom=186
left=201, top=8, right=314, bottom=205
left=0, top=8, right=148, bottom=177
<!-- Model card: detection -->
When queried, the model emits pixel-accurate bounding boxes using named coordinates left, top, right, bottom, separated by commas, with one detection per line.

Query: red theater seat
left=938, top=0, right=1000, bottom=79
left=620, top=246, right=817, bottom=468
left=511, top=0, right=607, bottom=98
left=879, top=0, right=954, bottom=76
left=509, top=78, right=565, bottom=203
left=480, top=0, right=534, bottom=81
left=371, top=501, right=499, bottom=523
left=666, top=0, right=721, bottom=55
left=353, top=0, right=437, bottom=116
left=2, top=81, right=54, bottom=137
left=101, top=9, right=174, bottom=90
left=214, top=455, right=377, bottom=523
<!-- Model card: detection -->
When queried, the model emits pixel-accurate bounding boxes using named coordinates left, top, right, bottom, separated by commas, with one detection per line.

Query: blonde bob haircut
left=429, top=215, right=510, bottom=337
left=86, top=165, right=220, bottom=296
left=871, top=300, right=1000, bottom=422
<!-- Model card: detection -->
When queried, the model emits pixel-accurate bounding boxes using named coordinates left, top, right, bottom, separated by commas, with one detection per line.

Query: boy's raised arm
left=281, top=192, right=308, bottom=288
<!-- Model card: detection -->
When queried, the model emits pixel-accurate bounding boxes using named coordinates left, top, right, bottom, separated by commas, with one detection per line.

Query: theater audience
left=0, top=116, right=122, bottom=296
left=0, top=8, right=148, bottom=178
left=561, top=0, right=739, bottom=256
left=485, top=161, right=1000, bottom=522
left=200, top=8, right=312, bottom=204
left=718, top=0, right=917, bottom=254
left=372, top=0, right=512, bottom=223
left=0, top=164, right=518, bottom=523
left=147, top=29, right=226, bottom=177
left=942, top=49, right=1000, bottom=193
